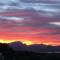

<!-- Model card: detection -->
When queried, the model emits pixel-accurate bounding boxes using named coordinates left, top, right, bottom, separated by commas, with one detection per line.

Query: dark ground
left=1, top=52, right=60, bottom=60
left=0, top=43, right=60, bottom=60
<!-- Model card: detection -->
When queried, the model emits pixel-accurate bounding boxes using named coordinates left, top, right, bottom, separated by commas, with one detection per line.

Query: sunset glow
left=0, top=39, right=15, bottom=43
left=22, top=41, right=33, bottom=45
left=0, top=39, right=60, bottom=46
left=0, top=0, right=60, bottom=46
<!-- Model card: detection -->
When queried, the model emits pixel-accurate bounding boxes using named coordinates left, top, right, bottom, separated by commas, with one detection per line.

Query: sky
left=0, top=0, right=60, bottom=46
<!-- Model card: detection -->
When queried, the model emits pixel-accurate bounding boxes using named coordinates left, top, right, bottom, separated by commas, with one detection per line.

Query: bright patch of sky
left=49, top=22, right=60, bottom=26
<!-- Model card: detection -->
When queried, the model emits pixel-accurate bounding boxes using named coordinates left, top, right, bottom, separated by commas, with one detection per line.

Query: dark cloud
left=39, top=32, right=60, bottom=35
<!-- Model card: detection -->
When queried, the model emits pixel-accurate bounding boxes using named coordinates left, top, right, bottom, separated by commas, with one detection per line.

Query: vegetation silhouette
left=0, top=43, right=60, bottom=60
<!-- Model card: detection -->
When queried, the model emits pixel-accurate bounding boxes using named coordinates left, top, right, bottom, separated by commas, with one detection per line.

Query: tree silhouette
left=0, top=43, right=14, bottom=60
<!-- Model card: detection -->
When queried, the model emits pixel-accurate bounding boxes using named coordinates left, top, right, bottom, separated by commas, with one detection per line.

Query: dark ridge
left=6, top=41, right=60, bottom=53
left=0, top=43, right=60, bottom=60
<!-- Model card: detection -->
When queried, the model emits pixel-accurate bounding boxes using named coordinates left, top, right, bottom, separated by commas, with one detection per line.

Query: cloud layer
left=0, top=0, right=60, bottom=45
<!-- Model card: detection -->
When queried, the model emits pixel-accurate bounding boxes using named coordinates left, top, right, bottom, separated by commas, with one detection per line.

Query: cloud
left=0, top=16, right=24, bottom=21
left=0, top=0, right=60, bottom=18
left=49, top=22, right=60, bottom=26
left=21, top=0, right=60, bottom=2
left=39, top=32, right=60, bottom=35
left=0, top=0, right=60, bottom=45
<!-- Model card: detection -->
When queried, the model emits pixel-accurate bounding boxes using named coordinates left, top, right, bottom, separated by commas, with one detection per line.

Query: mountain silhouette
left=9, top=41, right=27, bottom=51
left=8, top=41, right=60, bottom=53
left=0, top=41, right=60, bottom=53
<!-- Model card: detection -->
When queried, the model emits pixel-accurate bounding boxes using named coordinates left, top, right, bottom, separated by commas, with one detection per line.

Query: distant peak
left=9, top=41, right=23, bottom=44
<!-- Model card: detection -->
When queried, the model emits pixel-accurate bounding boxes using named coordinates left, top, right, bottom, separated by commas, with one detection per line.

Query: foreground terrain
left=0, top=43, right=60, bottom=60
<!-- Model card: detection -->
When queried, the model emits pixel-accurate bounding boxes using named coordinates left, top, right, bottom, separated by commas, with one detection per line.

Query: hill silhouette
left=8, top=41, right=60, bottom=53
left=0, top=42, right=60, bottom=60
